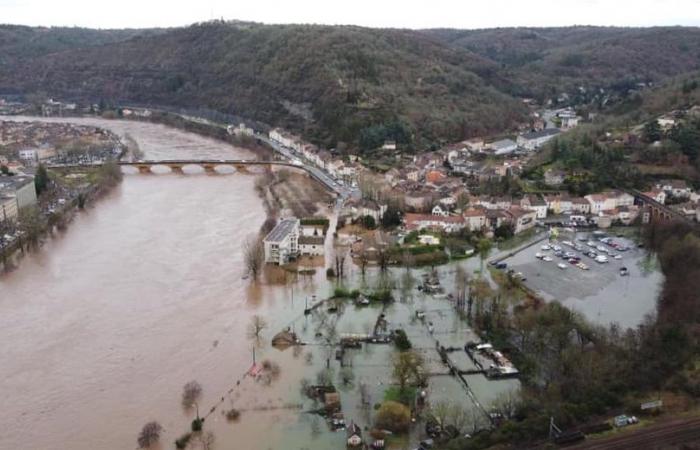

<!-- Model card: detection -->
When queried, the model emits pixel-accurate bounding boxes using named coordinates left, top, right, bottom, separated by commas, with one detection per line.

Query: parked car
left=613, top=415, right=638, bottom=428
left=495, top=262, right=507, bottom=270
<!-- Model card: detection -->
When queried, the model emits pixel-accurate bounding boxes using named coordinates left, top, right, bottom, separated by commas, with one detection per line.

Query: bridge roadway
left=50, top=159, right=343, bottom=196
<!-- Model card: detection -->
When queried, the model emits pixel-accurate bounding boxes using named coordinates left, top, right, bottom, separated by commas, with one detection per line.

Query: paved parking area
left=500, top=230, right=662, bottom=327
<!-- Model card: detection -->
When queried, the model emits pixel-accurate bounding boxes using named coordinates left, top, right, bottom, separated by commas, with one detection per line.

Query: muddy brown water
left=0, top=118, right=330, bottom=449
left=0, top=117, right=523, bottom=450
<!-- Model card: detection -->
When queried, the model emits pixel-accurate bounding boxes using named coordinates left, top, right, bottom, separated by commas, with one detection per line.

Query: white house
left=345, top=199, right=387, bottom=222
left=298, top=235, right=325, bottom=256
left=431, top=205, right=448, bottom=216
left=263, top=218, right=300, bottom=265
left=520, top=195, right=548, bottom=219
left=644, top=188, right=667, bottom=204
left=656, top=179, right=693, bottom=198
left=507, top=207, right=537, bottom=235
left=18, top=149, right=37, bottom=161
left=585, top=194, right=607, bottom=215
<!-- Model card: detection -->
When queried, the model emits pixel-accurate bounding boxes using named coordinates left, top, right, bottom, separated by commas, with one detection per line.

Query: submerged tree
left=137, top=421, right=162, bottom=448
left=243, top=234, right=265, bottom=280
left=247, top=314, right=268, bottom=341
left=181, top=380, right=203, bottom=409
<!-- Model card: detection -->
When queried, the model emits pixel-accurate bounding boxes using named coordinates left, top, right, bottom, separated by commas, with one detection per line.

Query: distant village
left=0, top=119, right=123, bottom=251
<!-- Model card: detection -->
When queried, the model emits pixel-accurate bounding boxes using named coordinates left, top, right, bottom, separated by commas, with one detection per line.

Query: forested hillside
left=2, top=23, right=700, bottom=152
left=0, top=25, right=161, bottom=63
left=0, top=21, right=527, bottom=150
left=425, top=26, right=700, bottom=100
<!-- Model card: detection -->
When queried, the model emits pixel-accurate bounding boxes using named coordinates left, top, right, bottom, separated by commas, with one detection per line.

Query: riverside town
left=1, top=4, right=700, bottom=450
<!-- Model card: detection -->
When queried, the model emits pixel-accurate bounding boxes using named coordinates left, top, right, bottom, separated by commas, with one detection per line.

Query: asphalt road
left=257, top=133, right=359, bottom=201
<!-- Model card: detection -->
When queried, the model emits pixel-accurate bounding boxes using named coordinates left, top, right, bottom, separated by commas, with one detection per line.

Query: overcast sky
left=2, top=0, right=699, bottom=29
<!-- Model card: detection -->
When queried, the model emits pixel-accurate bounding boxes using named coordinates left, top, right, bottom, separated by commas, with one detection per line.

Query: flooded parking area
left=500, top=230, right=663, bottom=328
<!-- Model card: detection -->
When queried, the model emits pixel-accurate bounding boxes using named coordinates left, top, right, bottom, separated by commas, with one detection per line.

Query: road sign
left=641, top=400, right=663, bottom=410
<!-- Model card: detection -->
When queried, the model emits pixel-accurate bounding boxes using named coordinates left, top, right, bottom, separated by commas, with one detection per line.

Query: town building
left=520, top=195, right=548, bottom=219
left=487, top=139, right=518, bottom=155
left=263, top=218, right=300, bottom=265
left=656, top=179, right=693, bottom=198
left=507, top=207, right=537, bottom=234
left=404, top=213, right=466, bottom=233
left=298, top=235, right=325, bottom=256
left=0, top=175, right=37, bottom=222
left=344, top=199, right=387, bottom=222
left=462, top=208, right=487, bottom=231
left=516, top=128, right=560, bottom=151
left=643, top=188, right=667, bottom=204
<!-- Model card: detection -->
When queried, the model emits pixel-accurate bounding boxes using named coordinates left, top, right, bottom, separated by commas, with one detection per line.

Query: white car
left=541, top=244, right=551, bottom=251
left=542, top=256, right=553, bottom=262
left=557, top=263, right=568, bottom=270
left=595, top=255, right=608, bottom=263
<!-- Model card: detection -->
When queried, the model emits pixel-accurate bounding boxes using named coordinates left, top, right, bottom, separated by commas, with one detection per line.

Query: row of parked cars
left=535, top=233, right=631, bottom=271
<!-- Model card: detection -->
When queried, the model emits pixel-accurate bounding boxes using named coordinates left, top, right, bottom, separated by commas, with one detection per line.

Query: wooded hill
left=1, top=22, right=700, bottom=152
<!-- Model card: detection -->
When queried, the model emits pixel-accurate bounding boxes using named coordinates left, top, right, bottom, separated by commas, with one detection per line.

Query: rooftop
left=264, top=218, right=299, bottom=243
left=0, top=175, right=34, bottom=193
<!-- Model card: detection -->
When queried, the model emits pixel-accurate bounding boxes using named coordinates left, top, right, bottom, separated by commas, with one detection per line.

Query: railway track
left=568, top=416, right=700, bottom=449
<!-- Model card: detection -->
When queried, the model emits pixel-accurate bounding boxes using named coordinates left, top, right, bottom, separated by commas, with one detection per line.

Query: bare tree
left=428, top=401, right=479, bottom=436
left=137, top=421, right=162, bottom=448
left=243, top=234, right=265, bottom=280
left=182, top=380, right=203, bottom=408
left=358, top=245, right=369, bottom=277
left=247, top=315, right=268, bottom=340
left=491, top=389, right=521, bottom=420
left=455, top=265, right=470, bottom=313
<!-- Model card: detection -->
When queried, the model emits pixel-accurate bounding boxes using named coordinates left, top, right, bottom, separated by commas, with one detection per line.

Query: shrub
left=394, top=329, right=412, bottom=351
left=175, top=433, right=192, bottom=449
left=191, top=417, right=204, bottom=432
left=360, top=215, right=377, bottom=229
left=225, top=409, right=241, bottom=421
left=374, top=401, right=411, bottom=433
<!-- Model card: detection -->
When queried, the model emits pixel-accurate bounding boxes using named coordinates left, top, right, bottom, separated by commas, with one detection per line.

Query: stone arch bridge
left=49, top=159, right=341, bottom=194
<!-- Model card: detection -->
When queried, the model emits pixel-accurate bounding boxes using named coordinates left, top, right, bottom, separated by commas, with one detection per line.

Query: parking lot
left=500, top=230, right=663, bottom=328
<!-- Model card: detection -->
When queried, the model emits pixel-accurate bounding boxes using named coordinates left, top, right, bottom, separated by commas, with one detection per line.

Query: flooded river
left=0, top=118, right=514, bottom=449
